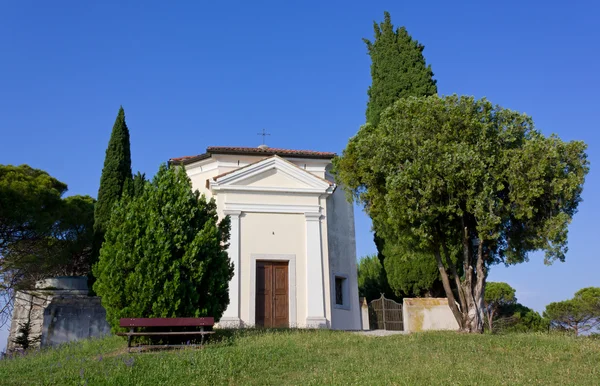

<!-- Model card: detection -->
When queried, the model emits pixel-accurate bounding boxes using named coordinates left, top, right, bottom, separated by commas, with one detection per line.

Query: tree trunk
left=488, top=308, right=495, bottom=332
left=434, top=225, right=486, bottom=333
left=433, top=246, right=465, bottom=330
left=462, top=241, right=486, bottom=333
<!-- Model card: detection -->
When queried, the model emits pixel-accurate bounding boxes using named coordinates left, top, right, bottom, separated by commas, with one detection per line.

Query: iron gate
left=369, top=295, right=403, bottom=330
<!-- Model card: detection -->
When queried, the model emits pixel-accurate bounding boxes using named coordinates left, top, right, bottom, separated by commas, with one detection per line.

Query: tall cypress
left=363, top=13, right=439, bottom=298
left=364, top=11, right=437, bottom=126
left=92, top=107, right=132, bottom=273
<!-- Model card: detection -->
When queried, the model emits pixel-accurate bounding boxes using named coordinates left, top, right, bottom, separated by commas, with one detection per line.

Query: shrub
left=93, top=164, right=233, bottom=331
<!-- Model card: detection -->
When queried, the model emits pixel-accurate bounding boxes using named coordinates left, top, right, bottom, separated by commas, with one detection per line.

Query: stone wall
left=6, top=290, right=54, bottom=352
left=6, top=277, right=110, bottom=352
left=359, top=297, right=370, bottom=330
left=41, top=296, right=110, bottom=347
left=402, top=298, right=459, bottom=333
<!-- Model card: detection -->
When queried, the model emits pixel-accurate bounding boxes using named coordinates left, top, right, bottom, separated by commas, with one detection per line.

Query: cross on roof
left=257, top=128, right=271, bottom=145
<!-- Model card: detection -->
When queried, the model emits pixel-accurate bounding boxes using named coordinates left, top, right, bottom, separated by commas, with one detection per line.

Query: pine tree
left=364, top=11, right=437, bottom=126
left=92, top=107, right=132, bottom=276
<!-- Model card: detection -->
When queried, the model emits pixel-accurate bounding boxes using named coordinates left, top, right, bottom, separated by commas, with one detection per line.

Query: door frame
left=249, top=254, right=296, bottom=327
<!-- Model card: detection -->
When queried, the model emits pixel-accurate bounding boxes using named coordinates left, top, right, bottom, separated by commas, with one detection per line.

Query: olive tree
left=334, top=95, right=588, bottom=332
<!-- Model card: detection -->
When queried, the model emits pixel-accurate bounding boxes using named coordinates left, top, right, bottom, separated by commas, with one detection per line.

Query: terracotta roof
left=169, top=146, right=336, bottom=165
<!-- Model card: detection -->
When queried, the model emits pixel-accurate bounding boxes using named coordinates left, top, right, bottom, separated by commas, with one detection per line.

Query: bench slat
left=117, top=331, right=215, bottom=336
left=119, top=317, right=214, bottom=328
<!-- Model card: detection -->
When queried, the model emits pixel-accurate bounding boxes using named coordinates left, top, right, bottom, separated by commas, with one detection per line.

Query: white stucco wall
left=183, top=152, right=355, bottom=329
left=239, top=212, right=307, bottom=326
left=325, top=175, right=361, bottom=330
left=402, top=298, right=460, bottom=333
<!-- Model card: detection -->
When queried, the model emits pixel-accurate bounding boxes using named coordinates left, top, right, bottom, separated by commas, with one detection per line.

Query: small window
left=335, top=277, right=345, bottom=306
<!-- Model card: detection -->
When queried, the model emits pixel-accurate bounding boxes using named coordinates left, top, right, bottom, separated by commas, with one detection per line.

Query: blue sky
left=1, top=1, right=598, bottom=349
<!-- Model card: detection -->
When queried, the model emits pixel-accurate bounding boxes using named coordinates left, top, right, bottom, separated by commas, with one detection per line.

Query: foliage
left=362, top=12, right=442, bottom=298
left=93, top=164, right=233, bottom=331
left=0, top=165, right=66, bottom=250
left=0, top=165, right=95, bottom=327
left=3, top=331, right=600, bottom=385
left=3, top=195, right=95, bottom=289
left=484, top=282, right=516, bottom=332
left=482, top=285, right=548, bottom=333
left=92, top=106, right=133, bottom=269
left=334, top=95, right=589, bottom=332
left=364, top=11, right=437, bottom=126
left=502, top=304, right=550, bottom=333
left=382, top=241, right=445, bottom=298
left=357, top=255, right=389, bottom=302
left=544, top=287, right=600, bottom=336
left=131, top=171, right=146, bottom=197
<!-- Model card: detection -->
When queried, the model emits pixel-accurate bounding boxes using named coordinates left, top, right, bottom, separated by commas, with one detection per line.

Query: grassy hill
left=1, top=329, right=599, bottom=385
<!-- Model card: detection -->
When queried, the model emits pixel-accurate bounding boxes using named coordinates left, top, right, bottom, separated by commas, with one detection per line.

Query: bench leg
left=200, top=326, right=205, bottom=346
left=127, top=328, right=133, bottom=350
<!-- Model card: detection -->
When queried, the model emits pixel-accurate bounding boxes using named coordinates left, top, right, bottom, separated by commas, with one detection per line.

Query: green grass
left=1, top=330, right=599, bottom=385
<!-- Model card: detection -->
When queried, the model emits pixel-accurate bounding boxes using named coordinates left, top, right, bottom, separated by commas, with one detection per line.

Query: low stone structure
left=402, top=298, right=459, bottom=333
left=359, top=297, right=369, bottom=330
left=6, top=277, right=110, bottom=352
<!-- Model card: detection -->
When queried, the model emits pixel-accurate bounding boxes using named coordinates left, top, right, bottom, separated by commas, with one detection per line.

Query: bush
left=492, top=303, right=550, bottom=333
left=93, top=164, right=233, bottom=331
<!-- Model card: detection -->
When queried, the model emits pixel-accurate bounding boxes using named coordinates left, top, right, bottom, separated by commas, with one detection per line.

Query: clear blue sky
left=1, top=1, right=598, bottom=349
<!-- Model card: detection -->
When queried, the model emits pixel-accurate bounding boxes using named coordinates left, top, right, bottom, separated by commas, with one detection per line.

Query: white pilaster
left=305, top=212, right=327, bottom=328
left=220, top=210, right=242, bottom=327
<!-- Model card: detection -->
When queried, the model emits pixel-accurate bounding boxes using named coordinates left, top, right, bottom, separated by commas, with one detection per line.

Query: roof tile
left=169, top=146, right=336, bottom=164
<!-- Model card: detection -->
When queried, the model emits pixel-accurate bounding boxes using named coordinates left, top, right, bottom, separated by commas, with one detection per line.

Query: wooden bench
left=117, top=317, right=215, bottom=350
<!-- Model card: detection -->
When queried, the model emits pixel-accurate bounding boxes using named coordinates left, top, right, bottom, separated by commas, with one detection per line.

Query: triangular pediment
left=210, top=156, right=334, bottom=194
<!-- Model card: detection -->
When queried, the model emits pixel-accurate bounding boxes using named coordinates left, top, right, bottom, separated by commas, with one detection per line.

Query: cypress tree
left=365, top=13, right=439, bottom=299
left=92, top=107, right=132, bottom=271
left=335, top=12, right=440, bottom=299
left=364, top=11, right=437, bottom=126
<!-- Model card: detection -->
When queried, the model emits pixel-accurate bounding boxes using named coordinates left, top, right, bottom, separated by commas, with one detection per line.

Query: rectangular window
left=335, top=276, right=345, bottom=306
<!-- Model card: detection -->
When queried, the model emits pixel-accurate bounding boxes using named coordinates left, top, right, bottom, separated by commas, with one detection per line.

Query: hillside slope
left=1, top=330, right=599, bottom=385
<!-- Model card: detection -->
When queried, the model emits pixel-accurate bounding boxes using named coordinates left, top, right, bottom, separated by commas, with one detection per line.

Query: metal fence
left=369, top=295, right=404, bottom=331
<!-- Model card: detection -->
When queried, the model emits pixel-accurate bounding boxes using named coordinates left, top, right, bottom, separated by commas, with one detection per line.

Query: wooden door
left=256, top=261, right=289, bottom=328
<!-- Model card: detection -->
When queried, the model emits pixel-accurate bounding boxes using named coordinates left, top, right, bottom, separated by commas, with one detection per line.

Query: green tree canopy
left=0, top=165, right=95, bottom=327
left=544, top=287, right=600, bottom=336
left=93, top=107, right=132, bottom=255
left=131, top=171, right=147, bottom=197
left=364, top=11, right=437, bottom=126
left=93, top=164, right=234, bottom=331
left=361, top=12, right=442, bottom=298
left=91, top=106, right=133, bottom=291
left=382, top=240, right=444, bottom=298
left=357, top=255, right=390, bottom=302
left=495, top=303, right=549, bottom=333
left=0, top=165, right=66, bottom=249
left=484, top=282, right=516, bottom=332
left=334, top=95, right=588, bottom=332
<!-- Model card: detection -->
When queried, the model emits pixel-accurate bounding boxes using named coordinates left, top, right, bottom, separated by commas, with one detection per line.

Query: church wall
left=319, top=195, right=332, bottom=326
left=239, top=212, right=307, bottom=326
left=184, top=153, right=345, bottom=329
left=187, top=166, right=217, bottom=199
left=325, top=181, right=362, bottom=330
left=221, top=191, right=319, bottom=207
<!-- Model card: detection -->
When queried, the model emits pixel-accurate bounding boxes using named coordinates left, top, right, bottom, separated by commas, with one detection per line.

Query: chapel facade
left=169, top=146, right=361, bottom=330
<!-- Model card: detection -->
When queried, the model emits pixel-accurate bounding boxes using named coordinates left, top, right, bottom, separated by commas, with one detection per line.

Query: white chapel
left=169, top=145, right=361, bottom=330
